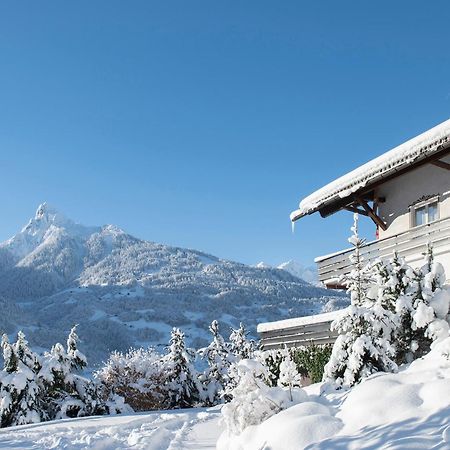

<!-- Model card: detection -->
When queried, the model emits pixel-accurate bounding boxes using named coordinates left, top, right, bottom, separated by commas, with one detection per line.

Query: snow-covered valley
left=0, top=204, right=347, bottom=364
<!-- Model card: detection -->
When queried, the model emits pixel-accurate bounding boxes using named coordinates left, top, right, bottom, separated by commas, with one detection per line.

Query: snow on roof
left=291, top=119, right=450, bottom=222
left=257, top=308, right=348, bottom=333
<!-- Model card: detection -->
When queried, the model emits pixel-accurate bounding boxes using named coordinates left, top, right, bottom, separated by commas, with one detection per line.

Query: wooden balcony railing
left=317, top=216, right=450, bottom=288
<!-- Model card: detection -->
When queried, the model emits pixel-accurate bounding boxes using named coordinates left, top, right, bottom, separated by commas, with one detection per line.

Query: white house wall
left=376, top=155, right=450, bottom=276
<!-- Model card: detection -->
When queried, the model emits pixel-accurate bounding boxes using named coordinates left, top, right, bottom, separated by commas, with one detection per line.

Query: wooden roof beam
left=355, top=197, right=387, bottom=231
left=431, top=159, right=450, bottom=170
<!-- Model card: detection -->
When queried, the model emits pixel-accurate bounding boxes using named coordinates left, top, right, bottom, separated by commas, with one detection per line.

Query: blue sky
left=1, top=2, right=449, bottom=266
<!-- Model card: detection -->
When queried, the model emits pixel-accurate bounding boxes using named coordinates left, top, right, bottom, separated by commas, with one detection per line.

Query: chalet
left=292, top=119, right=450, bottom=288
left=258, top=119, right=450, bottom=349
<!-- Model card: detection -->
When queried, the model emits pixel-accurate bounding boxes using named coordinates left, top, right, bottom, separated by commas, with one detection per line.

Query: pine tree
left=395, top=245, right=450, bottom=363
left=164, top=327, right=203, bottom=408
left=323, top=215, right=397, bottom=387
left=200, top=320, right=235, bottom=405
left=343, top=213, right=369, bottom=306
left=39, top=326, right=105, bottom=419
left=0, top=332, right=43, bottom=427
left=229, top=323, right=255, bottom=360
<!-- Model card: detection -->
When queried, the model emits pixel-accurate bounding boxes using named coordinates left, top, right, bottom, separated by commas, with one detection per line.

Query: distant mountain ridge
left=256, top=260, right=319, bottom=285
left=0, top=204, right=348, bottom=364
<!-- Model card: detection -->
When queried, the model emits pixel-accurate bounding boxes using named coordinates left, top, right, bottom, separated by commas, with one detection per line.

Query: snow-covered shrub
left=291, top=344, right=332, bottom=383
left=277, top=348, right=302, bottom=400
left=221, top=358, right=307, bottom=435
left=164, top=327, right=204, bottom=408
left=199, top=320, right=235, bottom=405
left=95, top=347, right=166, bottom=411
left=260, top=349, right=284, bottom=387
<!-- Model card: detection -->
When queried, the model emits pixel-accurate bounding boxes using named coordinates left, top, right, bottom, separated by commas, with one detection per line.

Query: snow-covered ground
left=0, top=407, right=222, bottom=449
left=3, top=339, right=449, bottom=449
left=218, top=337, right=450, bottom=449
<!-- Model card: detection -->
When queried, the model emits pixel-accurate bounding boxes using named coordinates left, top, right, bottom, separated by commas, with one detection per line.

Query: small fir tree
left=323, top=215, right=397, bottom=387
left=164, top=327, right=203, bottom=408
left=229, top=323, right=255, bottom=360
left=200, top=320, right=235, bottom=404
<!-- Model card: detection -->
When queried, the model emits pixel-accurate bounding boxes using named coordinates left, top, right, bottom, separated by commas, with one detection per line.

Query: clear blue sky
left=1, top=2, right=449, bottom=266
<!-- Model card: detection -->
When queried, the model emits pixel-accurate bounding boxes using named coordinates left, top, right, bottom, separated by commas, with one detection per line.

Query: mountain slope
left=0, top=204, right=348, bottom=364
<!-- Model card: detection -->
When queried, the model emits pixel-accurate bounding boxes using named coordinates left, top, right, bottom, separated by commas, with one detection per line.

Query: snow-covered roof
left=291, top=119, right=450, bottom=222
left=257, top=308, right=347, bottom=333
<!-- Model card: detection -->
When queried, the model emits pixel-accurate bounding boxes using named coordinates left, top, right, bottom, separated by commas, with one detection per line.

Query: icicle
left=291, top=221, right=295, bottom=234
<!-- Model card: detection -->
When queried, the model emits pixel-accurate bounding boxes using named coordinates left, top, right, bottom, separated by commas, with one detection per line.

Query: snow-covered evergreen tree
left=343, top=213, right=370, bottom=306
left=164, top=327, right=203, bottom=408
left=39, top=326, right=106, bottom=419
left=200, top=320, right=235, bottom=405
left=395, top=245, right=450, bottom=363
left=0, top=332, right=43, bottom=427
left=229, top=323, right=255, bottom=360
left=323, top=215, right=397, bottom=387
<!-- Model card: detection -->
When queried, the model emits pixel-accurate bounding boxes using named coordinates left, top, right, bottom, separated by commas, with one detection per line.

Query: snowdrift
left=218, top=337, right=450, bottom=449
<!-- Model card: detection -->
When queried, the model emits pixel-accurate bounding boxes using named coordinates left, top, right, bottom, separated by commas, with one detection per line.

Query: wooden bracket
left=431, top=159, right=450, bottom=171
left=355, top=197, right=387, bottom=231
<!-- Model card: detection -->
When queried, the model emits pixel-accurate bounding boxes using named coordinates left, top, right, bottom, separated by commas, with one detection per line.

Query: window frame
left=410, top=196, right=440, bottom=228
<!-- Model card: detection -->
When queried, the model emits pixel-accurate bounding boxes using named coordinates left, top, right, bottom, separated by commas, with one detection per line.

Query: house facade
left=291, top=119, right=450, bottom=288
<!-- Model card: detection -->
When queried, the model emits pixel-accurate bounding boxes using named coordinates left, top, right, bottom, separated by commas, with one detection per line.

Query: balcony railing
left=317, top=216, right=450, bottom=288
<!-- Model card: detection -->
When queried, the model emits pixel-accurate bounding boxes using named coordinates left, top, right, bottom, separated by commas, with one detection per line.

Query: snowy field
left=0, top=407, right=222, bottom=449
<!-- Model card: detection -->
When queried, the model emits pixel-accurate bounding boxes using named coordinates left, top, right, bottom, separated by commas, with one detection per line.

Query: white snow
left=218, top=336, right=450, bottom=449
left=0, top=407, right=222, bottom=449
left=291, top=118, right=450, bottom=221
left=257, top=308, right=348, bottom=333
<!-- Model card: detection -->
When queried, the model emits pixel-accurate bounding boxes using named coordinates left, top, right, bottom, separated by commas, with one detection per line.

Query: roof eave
left=290, top=143, right=450, bottom=223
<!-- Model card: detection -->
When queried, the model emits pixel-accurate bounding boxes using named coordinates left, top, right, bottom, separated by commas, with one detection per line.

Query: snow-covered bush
left=221, top=358, right=307, bottom=435
left=164, top=327, right=204, bottom=408
left=291, top=344, right=332, bottom=383
left=95, top=347, right=166, bottom=411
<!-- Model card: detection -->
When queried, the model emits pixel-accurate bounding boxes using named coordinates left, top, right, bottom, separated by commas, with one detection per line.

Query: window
left=411, top=198, right=439, bottom=227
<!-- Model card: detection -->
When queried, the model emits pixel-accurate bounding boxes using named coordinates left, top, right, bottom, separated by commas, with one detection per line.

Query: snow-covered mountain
left=0, top=204, right=347, bottom=364
left=277, top=260, right=318, bottom=285
left=256, top=260, right=319, bottom=285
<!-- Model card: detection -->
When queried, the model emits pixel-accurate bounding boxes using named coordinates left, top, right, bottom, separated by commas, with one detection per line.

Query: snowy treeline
left=97, top=321, right=256, bottom=412
left=0, top=326, right=127, bottom=428
left=324, top=214, right=450, bottom=387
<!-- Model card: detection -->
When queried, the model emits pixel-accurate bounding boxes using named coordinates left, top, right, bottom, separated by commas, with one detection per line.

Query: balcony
left=317, top=216, right=450, bottom=288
